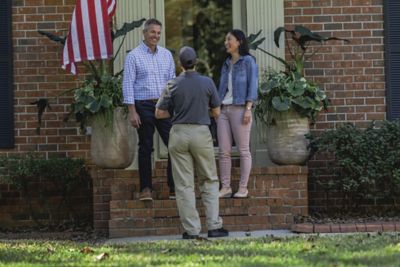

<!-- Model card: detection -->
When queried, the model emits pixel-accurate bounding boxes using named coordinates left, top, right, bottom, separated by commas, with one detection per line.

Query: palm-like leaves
left=112, top=18, right=146, bottom=40
left=37, top=30, right=66, bottom=45
left=38, top=18, right=145, bottom=59
left=273, top=25, right=350, bottom=73
left=249, top=25, right=350, bottom=74
left=37, top=18, right=146, bottom=132
left=247, top=30, right=265, bottom=50
left=247, top=29, right=290, bottom=70
left=251, top=25, right=348, bottom=126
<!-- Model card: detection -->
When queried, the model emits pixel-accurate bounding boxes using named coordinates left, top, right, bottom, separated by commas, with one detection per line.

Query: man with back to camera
left=155, top=46, right=229, bottom=239
left=122, top=18, right=175, bottom=201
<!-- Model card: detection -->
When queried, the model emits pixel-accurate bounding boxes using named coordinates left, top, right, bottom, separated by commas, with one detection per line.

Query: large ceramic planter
left=266, top=110, right=310, bottom=165
left=90, top=107, right=136, bottom=168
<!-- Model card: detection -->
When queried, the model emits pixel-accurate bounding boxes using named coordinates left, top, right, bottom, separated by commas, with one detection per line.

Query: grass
left=1, top=233, right=400, bottom=266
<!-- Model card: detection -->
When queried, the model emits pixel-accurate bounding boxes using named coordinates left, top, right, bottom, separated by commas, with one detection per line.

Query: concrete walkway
left=106, top=229, right=297, bottom=244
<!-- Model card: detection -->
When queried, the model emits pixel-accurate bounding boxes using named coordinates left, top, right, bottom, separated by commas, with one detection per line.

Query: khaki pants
left=169, top=124, right=223, bottom=235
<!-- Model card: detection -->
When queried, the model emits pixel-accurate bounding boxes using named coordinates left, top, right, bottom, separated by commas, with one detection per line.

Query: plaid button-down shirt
left=122, top=41, right=176, bottom=104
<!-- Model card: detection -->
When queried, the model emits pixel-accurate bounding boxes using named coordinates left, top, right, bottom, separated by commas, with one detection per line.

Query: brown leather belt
left=137, top=99, right=158, bottom=103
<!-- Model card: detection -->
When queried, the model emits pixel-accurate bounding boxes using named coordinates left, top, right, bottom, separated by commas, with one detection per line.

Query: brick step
left=110, top=198, right=280, bottom=219
left=110, top=165, right=308, bottom=201
left=92, top=164, right=309, bottom=237
left=111, top=182, right=280, bottom=201
left=108, top=197, right=296, bottom=238
left=109, top=214, right=278, bottom=238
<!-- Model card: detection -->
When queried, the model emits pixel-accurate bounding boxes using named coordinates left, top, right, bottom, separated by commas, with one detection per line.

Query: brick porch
left=91, top=161, right=308, bottom=238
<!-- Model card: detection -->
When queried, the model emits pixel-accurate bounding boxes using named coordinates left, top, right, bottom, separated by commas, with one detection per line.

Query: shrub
left=0, top=153, right=91, bottom=229
left=307, top=120, right=400, bottom=211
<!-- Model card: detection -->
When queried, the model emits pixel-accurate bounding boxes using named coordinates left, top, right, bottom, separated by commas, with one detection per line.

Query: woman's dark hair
left=228, top=29, right=250, bottom=57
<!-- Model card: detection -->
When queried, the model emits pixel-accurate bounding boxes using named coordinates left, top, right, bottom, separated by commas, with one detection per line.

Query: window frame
left=384, top=1, right=400, bottom=120
left=0, top=0, right=14, bottom=148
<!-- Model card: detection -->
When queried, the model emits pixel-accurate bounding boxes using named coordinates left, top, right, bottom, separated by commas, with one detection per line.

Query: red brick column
left=91, top=166, right=113, bottom=236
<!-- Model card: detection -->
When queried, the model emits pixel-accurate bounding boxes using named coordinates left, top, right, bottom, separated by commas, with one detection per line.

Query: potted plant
left=37, top=19, right=145, bottom=168
left=248, top=25, right=349, bottom=165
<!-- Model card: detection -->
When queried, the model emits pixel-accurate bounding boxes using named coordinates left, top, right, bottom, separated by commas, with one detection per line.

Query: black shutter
left=0, top=0, right=14, bottom=148
left=384, top=1, right=400, bottom=120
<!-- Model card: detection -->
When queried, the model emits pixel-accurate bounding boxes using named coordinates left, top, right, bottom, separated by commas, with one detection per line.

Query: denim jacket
left=218, top=55, right=258, bottom=105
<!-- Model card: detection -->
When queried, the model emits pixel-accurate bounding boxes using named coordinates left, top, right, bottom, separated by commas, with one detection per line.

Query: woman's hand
left=243, top=109, right=252, bottom=125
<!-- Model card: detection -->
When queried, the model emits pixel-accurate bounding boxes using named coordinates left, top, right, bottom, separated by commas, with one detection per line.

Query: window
left=0, top=0, right=14, bottom=148
left=384, top=1, right=400, bottom=120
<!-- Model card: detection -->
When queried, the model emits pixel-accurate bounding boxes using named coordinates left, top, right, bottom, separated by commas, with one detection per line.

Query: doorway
left=164, top=0, right=232, bottom=145
left=164, top=0, right=232, bottom=84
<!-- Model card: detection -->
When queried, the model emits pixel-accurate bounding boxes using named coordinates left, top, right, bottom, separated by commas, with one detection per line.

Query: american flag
left=62, top=0, right=116, bottom=74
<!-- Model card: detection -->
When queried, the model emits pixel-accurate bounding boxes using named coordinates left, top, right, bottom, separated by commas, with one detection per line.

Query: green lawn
left=1, top=233, right=400, bottom=266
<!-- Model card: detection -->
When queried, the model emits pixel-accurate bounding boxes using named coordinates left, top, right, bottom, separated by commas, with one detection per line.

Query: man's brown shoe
left=139, top=188, right=153, bottom=201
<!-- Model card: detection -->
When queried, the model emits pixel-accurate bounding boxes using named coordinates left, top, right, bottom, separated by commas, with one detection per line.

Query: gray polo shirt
left=156, top=71, right=221, bottom=125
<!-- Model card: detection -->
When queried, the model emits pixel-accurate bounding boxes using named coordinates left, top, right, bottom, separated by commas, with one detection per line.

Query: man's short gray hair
left=143, top=18, right=162, bottom=32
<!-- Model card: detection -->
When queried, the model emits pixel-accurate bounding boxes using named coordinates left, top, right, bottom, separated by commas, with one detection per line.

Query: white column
left=246, top=0, right=285, bottom=166
left=246, top=0, right=285, bottom=71
left=113, top=0, right=151, bottom=73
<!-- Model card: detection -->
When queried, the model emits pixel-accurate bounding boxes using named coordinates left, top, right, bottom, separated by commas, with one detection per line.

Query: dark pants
left=135, top=100, right=174, bottom=193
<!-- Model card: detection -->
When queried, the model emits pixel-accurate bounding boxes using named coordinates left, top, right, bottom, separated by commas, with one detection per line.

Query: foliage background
left=165, top=0, right=232, bottom=84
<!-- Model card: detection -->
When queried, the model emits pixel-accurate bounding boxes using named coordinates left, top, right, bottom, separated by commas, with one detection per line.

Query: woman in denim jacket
left=217, top=29, right=258, bottom=198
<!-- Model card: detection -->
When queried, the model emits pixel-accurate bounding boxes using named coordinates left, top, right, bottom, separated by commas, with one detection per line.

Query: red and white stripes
left=62, top=0, right=116, bottom=74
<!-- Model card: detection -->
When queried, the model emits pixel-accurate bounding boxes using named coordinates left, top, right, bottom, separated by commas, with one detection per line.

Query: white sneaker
left=233, top=187, right=248, bottom=198
left=219, top=187, right=232, bottom=198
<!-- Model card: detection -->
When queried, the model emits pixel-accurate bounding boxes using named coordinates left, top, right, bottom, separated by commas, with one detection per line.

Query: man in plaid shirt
left=122, top=18, right=175, bottom=201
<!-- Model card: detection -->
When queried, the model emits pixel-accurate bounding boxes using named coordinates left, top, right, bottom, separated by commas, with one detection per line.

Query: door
left=115, top=0, right=284, bottom=168
left=164, top=0, right=233, bottom=148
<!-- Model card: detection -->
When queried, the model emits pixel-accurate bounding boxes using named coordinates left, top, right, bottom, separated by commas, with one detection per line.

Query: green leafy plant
left=64, top=68, right=124, bottom=131
left=255, top=68, right=328, bottom=125
left=248, top=26, right=349, bottom=125
left=307, top=120, right=400, bottom=211
left=37, top=18, right=146, bottom=132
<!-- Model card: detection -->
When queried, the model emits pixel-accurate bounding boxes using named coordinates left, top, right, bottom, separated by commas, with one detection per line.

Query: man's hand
left=128, top=105, right=141, bottom=128
left=130, top=111, right=141, bottom=128
left=210, top=107, right=220, bottom=119
left=155, top=108, right=171, bottom=119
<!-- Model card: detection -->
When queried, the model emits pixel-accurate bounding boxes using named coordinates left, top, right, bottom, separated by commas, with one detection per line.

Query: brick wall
left=0, top=0, right=92, bottom=229
left=0, top=1, right=388, bottom=223
left=6, top=0, right=91, bottom=159
left=284, top=0, right=385, bottom=211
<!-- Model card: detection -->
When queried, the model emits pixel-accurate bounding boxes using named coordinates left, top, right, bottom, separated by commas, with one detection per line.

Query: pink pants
left=217, top=105, right=252, bottom=188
